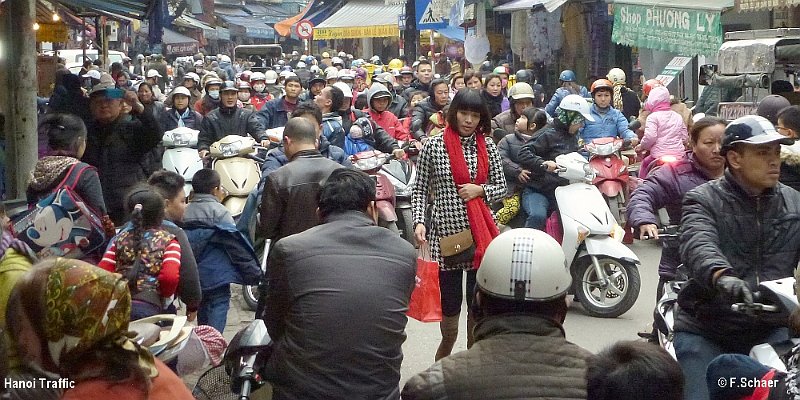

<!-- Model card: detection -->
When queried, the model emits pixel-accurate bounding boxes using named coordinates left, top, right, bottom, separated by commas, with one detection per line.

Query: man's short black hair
left=586, top=341, right=683, bottom=400
left=284, top=117, right=318, bottom=144
left=328, top=85, right=344, bottom=112
left=191, top=168, right=221, bottom=195
left=292, top=102, right=323, bottom=125
left=318, top=169, right=375, bottom=219
left=284, top=76, right=303, bottom=88
left=148, top=170, right=186, bottom=201
left=778, top=105, right=800, bottom=132
left=417, top=59, right=432, bottom=69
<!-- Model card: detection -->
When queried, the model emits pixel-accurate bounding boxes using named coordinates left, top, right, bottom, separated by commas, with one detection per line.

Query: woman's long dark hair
left=446, top=88, right=492, bottom=135
left=38, top=113, right=87, bottom=157
left=522, top=107, right=548, bottom=134
left=125, top=185, right=166, bottom=258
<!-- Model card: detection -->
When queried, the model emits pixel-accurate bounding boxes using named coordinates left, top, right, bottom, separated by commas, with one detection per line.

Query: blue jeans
left=675, top=328, right=789, bottom=400
left=521, top=187, right=549, bottom=230
left=198, top=285, right=232, bottom=334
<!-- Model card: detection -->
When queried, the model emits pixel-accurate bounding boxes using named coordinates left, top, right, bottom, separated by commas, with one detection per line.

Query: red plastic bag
left=545, top=211, right=563, bottom=244
left=407, top=246, right=442, bottom=322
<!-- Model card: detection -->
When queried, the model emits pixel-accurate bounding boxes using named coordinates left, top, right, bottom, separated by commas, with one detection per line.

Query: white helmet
left=338, top=51, right=346, bottom=58
left=508, top=82, right=535, bottom=101
left=326, top=68, right=339, bottom=81
left=264, top=70, right=278, bottom=84
left=250, top=71, right=266, bottom=82
left=170, top=86, right=192, bottom=99
left=279, top=70, right=296, bottom=78
left=559, top=94, right=595, bottom=122
left=296, top=61, right=307, bottom=69
left=337, top=69, right=354, bottom=80
left=184, top=72, right=200, bottom=84
left=331, top=57, right=344, bottom=66
left=332, top=81, right=353, bottom=98
left=370, top=55, right=381, bottom=64
left=219, top=55, right=231, bottom=63
left=607, top=68, right=626, bottom=85
left=146, top=69, right=162, bottom=78
left=477, top=229, right=571, bottom=301
left=310, top=65, right=321, bottom=74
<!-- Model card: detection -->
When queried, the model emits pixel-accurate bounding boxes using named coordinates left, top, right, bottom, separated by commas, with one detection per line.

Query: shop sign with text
left=314, top=25, right=399, bottom=40
left=611, top=3, right=722, bottom=56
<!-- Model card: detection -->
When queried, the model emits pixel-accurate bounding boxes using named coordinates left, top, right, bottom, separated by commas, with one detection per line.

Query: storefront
left=313, top=0, right=402, bottom=59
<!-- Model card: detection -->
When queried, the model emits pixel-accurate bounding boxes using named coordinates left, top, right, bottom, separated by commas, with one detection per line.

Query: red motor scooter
left=585, top=137, right=630, bottom=227
left=351, top=150, right=400, bottom=234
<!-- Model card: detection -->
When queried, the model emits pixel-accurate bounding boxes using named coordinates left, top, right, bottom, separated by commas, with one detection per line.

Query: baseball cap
left=146, top=69, right=163, bottom=78
left=722, top=115, right=794, bottom=153
left=82, top=70, right=101, bottom=80
left=220, top=81, right=238, bottom=92
left=89, top=82, right=124, bottom=98
left=332, top=82, right=352, bottom=98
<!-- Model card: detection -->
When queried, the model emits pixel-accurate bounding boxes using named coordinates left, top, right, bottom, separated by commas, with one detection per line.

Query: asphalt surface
left=187, top=238, right=662, bottom=390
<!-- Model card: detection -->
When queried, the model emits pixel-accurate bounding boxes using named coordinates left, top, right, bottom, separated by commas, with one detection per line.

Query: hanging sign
left=296, top=19, right=314, bottom=39
left=36, top=22, right=69, bottom=43
left=611, top=3, right=723, bottom=56
left=736, top=0, right=800, bottom=12
left=314, top=25, right=399, bottom=40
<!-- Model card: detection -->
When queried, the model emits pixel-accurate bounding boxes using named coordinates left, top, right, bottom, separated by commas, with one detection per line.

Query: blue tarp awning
left=219, top=15, right=275, bottom=40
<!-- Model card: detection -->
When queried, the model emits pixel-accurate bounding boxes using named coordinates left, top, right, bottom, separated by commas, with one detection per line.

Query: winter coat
left=367, top=83, right=411, bottom=141
left=198, top=106, right=267, bottom=151
left=640, top=88, right=688, bottom=158
left=83, top=109, right=162, bottom=225
left=259, top=150, right=344, bottom=242
left=675, top=172, right=800, bottom=349
left=389, top=94, right=408, bottom=121
left=160, top=107, right=203, bottom=131
left=579, top=104, right=636, bottom=145
left=183, top=193, right=235, bottom=226
left=626, top=152, right=715, bottom=278
left=61, top=358, right=193, bottom=400
left=780, top=142, right=800, bottom=192
left=0, top=232, right=35, bottom=370
left=402, top=314, right=592, bottom=400
left=491, top=109, right=517, bottom=137
left=482, top=91, right=504, bottom=117
left=26, top=157, right=107, bottom=215
left=263, top=211, right=415, bottom=400
left=182, top=220, right=261, bottom=291
left=337, top=107, right=368, bottom=135
left=194, top=95, right=220, bottom=117
left=321, top=112, right=346, bottom=150
left=545, top=85, right=590, bottom=117
left=48, top=73, right=91, bottom=123
left=411, top=133, right=506, bottom=269
left=497, top=131, right=536, bottom=196
left=517, top=120, right=579, bottom=195
left=257, top=97, right=294, bottom=129
left=411, top=97, right=446, bottom=140
left=260, top=136, right=349, bottom=184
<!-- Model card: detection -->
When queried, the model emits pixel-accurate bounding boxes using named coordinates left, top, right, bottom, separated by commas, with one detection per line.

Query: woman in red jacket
left=366, top=82, right=411, bottom=142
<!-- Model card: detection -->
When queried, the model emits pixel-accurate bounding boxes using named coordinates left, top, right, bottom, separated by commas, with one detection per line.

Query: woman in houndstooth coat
left=412, top=88, right=507, bottom=361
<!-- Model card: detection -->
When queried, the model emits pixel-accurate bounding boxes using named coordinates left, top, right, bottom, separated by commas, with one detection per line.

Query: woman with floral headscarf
left=516, top=94, right=595, bottom=230
left=6, top=259, right=193, bottom=400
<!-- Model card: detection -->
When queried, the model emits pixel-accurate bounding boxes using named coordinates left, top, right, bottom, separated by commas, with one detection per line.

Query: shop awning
left=735, top=0, right=800, bottom=11
left=58, top=0, right=152, bottom=19
left=219, top=15, right=275, bottom=40
left=314, top=0, right=401, bottom=40
left=610, top=0, right=732, bottom=56
left=493, top=0, right=568, bottom=13
left=139, top=26, right=199, bottom=54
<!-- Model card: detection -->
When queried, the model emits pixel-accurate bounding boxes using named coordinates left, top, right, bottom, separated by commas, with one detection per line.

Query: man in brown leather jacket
left=258, top=117, right=344, bottom=242
left=402, top=229, right=592, bottom=400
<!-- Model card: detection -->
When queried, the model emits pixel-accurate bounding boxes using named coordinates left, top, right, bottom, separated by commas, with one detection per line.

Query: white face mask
left=238, top=92, right=251, bottom=102
left=208, top=90, right=220, bottom=99
left=253, top=84, right=266, bottom=93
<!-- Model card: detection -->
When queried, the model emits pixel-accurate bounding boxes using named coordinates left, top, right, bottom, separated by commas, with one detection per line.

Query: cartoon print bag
left=11, top=163, right=106, bottom=259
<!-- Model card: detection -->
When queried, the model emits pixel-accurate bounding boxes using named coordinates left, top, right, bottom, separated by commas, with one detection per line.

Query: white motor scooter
left=209, top=135, right=264, bottom=218
left=553, top=152, right=642, bottom=318
left=162, top=127, right=204, bottom=198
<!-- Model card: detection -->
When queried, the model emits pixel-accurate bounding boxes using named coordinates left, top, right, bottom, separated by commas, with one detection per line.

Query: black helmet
left=515, top=69, right=534, bottom=85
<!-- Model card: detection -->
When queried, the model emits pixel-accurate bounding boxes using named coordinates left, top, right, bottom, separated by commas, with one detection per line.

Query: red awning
left=274, top=0, right=313, bottom=37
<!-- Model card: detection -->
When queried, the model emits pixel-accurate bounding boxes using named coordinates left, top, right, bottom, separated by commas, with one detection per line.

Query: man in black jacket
left=258, top=117, right=344, bottom=243
left=198, top=81, right=268, bottom=157
left=674, top=115, right=800, bottom=400
left=264, top=168, right=415, bottom=400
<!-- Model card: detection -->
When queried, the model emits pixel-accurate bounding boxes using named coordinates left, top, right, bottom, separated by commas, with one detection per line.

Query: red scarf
left=443, top=125, right=500, bottom=268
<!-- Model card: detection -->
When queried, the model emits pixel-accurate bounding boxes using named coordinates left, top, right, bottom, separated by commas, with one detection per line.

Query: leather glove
left=715, top=275, right=753, bottom=305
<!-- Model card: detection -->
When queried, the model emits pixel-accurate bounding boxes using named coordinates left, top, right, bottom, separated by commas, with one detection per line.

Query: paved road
left=198, top=238, right=662, bottom=390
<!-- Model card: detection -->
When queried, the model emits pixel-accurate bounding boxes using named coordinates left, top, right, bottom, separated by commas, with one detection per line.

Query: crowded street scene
left=3, top=0, right=800, bottom=398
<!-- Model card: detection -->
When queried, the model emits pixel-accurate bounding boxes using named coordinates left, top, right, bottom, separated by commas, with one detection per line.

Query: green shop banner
left=612, top=3, right=723, bottom=56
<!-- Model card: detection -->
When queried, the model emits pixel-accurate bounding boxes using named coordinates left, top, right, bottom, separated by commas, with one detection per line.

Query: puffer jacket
left=545, top=85, right=590, bottom=117
left=411, top=97, right=446, bottom=140
left=640, top=87, right=688, bottom=158
left=626, top=152, right=715, bottom=278
left=182, top=220, right=261, bottom=291
left=321, top=112, right=346, bottom=149
left=579, top=104, right=636, bottom=145
left=402, top=314, right=592, bottom=400
left=517, top=119, right=579, bottom=195
left=257, top=97, right=293, bottom=129
left=160, top=107, right=203, bottom=131
left=780, top=142, right=800, bottom=191
left=497, top=131, right=536, bottom=195
left=491, top=109, right=517, bottom=136
left=367, top=82, right=410, bottom=141
left=198, top=105, right=267, bottom=151
left=675, top=171, right=800, bottom=348
left=259, top=135, right=349, bottom=188
left=183, top=193, right=235, bottom=226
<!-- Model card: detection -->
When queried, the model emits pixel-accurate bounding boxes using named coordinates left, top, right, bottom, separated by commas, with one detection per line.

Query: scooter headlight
left=577, top=226, right=590, bottom=244
left=219, top=141, right=243, bottom=157
left=609, top=224, right=626, bottom=243
left=172, top=131, right=191, bottom=147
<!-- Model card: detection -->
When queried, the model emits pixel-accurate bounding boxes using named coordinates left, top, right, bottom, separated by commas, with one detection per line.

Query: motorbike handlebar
left=641, top=225, right=680, bottom=240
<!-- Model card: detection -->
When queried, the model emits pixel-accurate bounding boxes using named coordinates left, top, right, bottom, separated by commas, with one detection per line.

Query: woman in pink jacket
left=636, top=86, right=688, bottom=177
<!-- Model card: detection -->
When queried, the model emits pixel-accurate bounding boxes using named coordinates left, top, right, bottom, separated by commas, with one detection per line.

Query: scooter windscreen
left=224, top=320, right=273, bottom=364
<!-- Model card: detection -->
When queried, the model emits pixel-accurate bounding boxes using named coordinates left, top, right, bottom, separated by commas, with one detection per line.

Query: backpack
left=11, top=163, right=106, bottom=259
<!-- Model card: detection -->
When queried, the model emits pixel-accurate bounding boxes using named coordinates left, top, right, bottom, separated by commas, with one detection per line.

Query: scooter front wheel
left=574, top=257, right=640, bottom=318
left=242, top=284, right=259, bottom=311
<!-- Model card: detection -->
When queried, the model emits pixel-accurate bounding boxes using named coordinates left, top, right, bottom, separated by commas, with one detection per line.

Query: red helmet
left=643, top=79, right=663, bottom=98
left=590, top=79, right=614, bottom=95
left=239, top=70, right=251, bottom=83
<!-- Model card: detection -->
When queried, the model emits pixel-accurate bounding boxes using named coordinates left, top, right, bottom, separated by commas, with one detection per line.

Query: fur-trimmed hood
left=781, top=142, right=800, bottom=166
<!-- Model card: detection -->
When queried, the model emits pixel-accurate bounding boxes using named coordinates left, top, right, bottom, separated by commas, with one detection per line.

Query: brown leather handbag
left=440, top=229, right=475, bottom=266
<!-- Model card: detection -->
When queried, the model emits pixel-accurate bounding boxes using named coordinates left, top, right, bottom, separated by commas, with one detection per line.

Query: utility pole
left=1, top=0, right=39, bottom=200
left=404, top=0, right=417, bottom=61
